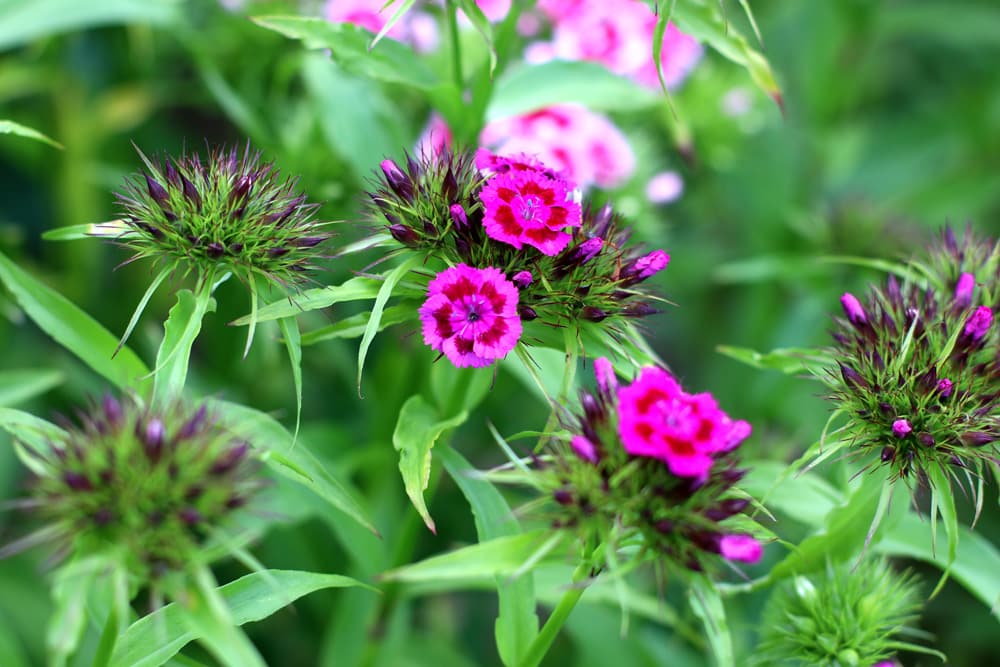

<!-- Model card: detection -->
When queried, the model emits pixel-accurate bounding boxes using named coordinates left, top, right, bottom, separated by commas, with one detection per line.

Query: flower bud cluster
left=829, top=227, right=1000, bottom=484
left=537, top=359, right=760, bottom=572
left=19, top=395, right=262, bottom=582
left=756, top=558, right=925, bottom=666
left=115, top=145, right=330, bottom=289
left=367, top=148, right=669, bottom=366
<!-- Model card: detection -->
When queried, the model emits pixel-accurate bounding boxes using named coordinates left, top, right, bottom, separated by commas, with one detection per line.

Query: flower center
left=517, top=195, right=542, bottom=221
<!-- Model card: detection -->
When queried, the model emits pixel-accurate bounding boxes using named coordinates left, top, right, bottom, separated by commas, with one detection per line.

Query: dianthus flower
left=479, top=167, right=582, bottom=255
left=533, top=359, right=761, bottom=573
left=822, top=227, right=1000, bottom=505
left=419, top=264, right=522, bottom=367
left=325, top=0, right=438, bottom=52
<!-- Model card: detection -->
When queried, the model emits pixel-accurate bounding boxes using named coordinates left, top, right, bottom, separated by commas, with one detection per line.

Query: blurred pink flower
left=719, top=534, right=763, bottom=563
left=645, top=170, right=684, bottom=204
left=532, top=0, right=702, bottom=90
left=415, top=113, right=453, bottom=158
left=420, top=264, right=522, bottom=367
left=325, top=0, right=439, bottom=52
left=481, top=104, right=636, bottom=189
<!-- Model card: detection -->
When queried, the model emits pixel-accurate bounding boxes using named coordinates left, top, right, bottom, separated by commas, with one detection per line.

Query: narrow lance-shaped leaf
left=392, top=395, right=468, bottom=533
left=0, top=250, right=150, bottom=393
left=0, top=369, right=62, bottom=407
left=151, top=283, right=216, bottom=407
left=230, top=275, right=392, bottom=325
left=381, top=531, right=554, bottom=583
left=0, top=119, right=62, bottom=148
left=277, top=316, right=302, bottom=442
left=687, top=574, right=734, bottom=667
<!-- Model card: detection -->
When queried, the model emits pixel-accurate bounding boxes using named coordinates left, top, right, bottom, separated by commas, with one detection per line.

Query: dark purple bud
left=944, top=226, right=958, bottom=253
left=880, top=446, right=895, bottom=463
left=380, top=159, right=414, bottom=201
left=180, top=173, right=201, bottom=209
left=449, top=203, right=467, bottom=228
left=93, top=508, right=113, bottom=526
left=718, top=468, right=747, bottom=484
left=590, top=202, right=614, bottom=239
left=954, top=272, right=975, bottom=309
left=553, top=488, right=573, bottom=506
left=840, top=293, right=867, bottom=327
left=454, top=237, right=471, bottom=259
left=294, top=236, right=326, bottom=248
left=422, top=219, right=437, bottom=236
left=226, top=495, right=247, bottom=509
left=63, top=471, right=92, bottom=491
left=704, top=498, right=750, bottom=521
left=581, top=393, right=603, bottom=423
left=442, top=167, right=458, bottom=203
left=517, top=304, right=538, bottom=321
left=185, top=485, right=204, bottom=501
left=268, top=246, right=290, bottom=258
left=961, top=431, right=995, bottom=447
left=839, top=363, right=868, bottom=391
left=210, top=442, right=249, bottom=475
left=917, top=432, right=936, bottom=448
left=102, top=395, right=123, bottom=428
left=564, top=237, right=603, bottom=268
left=885, top=275, right=901, bottom=306
left=145, top=174, right=169, bottom=204
left=179, top=508, right=202, bottom=525
left=581, top=306, right=608, bottom=322
left=689, top=530, right=722, bottom=554
left=654, top=519, right=674, bottom=534
left=229, top=242, right=244, bottom=254
left=205, top=242, right=225, bottom=259
left=878, top=402, right=894, bottom=417
left=142, top=419, right=165, bottom=462
left=164, top=160, right=180, bottom=187
left=621, top=302, right=659, bottom=318
left=512, top=271, right=533, bottom=289
left=388, top=224, right=419, bottom=246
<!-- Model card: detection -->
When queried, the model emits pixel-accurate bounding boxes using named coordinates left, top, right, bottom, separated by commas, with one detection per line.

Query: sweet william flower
left=419, top=264, right=522, bottom=368
left=479, top=167, right=582, bottom=255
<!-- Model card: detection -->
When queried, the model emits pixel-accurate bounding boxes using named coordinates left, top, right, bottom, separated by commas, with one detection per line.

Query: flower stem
left=516, top=562, right=592, bottom=667
left=445, top=0, right=464, bottom=91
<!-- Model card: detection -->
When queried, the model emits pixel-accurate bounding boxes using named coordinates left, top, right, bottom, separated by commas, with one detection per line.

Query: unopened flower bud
left=840, top=292, right=867, bottom=327
left=954, top=272, right=975, bottom=308
left=380, top=159, right=413, bottom=201
left=581, top=306, right=608, bottom=322
left=449, top=203, right=467, bottom=228
left=388, top=224, right=419, bottom=247
left=512, top=271, right=533, bottom=289
left=892, top=418, right=912, bottom=438
left=963, top=306, right=992, bottom=342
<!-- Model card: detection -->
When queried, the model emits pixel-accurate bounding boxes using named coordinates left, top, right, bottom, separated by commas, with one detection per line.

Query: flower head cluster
left=10, top=395, right=262, bottom=584
left=756, top=558, right=928, bottom=667
left=531, top=0, right=703, bottom=90
left=114, top=145, right=329, bottom=290
left=827, top=227, right=1000, bottom=488
left=369, top=148, right=670, bottom=369
left=538, top=359, right=760, bottom=572
left=419, top=264, right=522, bottom=367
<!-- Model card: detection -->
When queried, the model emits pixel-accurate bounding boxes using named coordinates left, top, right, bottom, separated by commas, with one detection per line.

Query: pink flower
left=420, top=264, right=523, bottom=368
left=532, top=1, right=702, bottom=90
left=571, top=435, right=598, bottom=463
left=617, top=366, right=750, bottom=478
left=325, top=0, right=438, bottom=52
left=645, top=171, right=684, bottom=204
left=840, top=292, right=867, bottom=326
left=415, top=113, right=453, bottom=157
left=480, top=104, right=635, bottom=189
left=479, top=169, right=582, bottom=255
left=954, top=272, right=975, bottom=308
left=963, top=306, right=993, bottom=342
left=936, top=378, right=953, bottom=398
left=719, top=534, right=762, bottom=563
left=475, top=148, right=563, bottom=179
left=892, top=418, right=912, bottom=438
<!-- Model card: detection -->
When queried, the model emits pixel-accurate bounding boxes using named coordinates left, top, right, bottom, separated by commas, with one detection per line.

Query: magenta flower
left=571, top=435, right=598, bottom=463
left=892, top=418, right=912, bottom=438
left=936, top=378, right=953, bottom=397
left=479, top=169, right=582, bottom=255
left=511, top=270, right=533, bottom=289
left=617, top=367, right=751, bottom=478
left=622, top=249, right=670, bottom=284
left=840, top=292, right=867, bottom=326
left=419, top=264, right=523, bottom=368
left=963, top=305, right=992, bottom=341
left=719, top=534, right=763, bottom=563
left=954, top=272, right=975, bottom=308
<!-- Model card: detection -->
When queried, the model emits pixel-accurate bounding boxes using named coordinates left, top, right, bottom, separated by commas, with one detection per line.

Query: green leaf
left=0, top=250, right=150, bottom=392
left=47, top=556, right=102, bottom=667
left=455, top=0, right=497, bottom=77
left=0, top=369, right=61, bottom=407
left=230, top=276, right=389, bottom=325
left=438, top=445, right=539, bottom=666
left=300, top=304, right=414, bottom=345
left=152, top=284, right=215, bottom=407
left=0, top=119, right=61, bottom=148
left=688, top=575, right=733, bottom=667
left=926, top=463, right=959, bottom=571
left=392, top=395, right=469, bottom=533
left=251, top=17, right=439, bottom=89
left=740, top=461, right=842, bottom=528
left=210, top=400, right=378, bottom=535
left=767, top=470, right=889, bottom=581
left=357, top=255, right=422, bottom=395
left=381, top=531, right=553, bottom=583
left=666, top=0, right=782, bottom=105
left=487, top=61, right=658, bottom=121
left=277, top=316, right=302, bottom=442
left=110, top=569, right=373, bottom=667
left=0, top=0, right=179, bottom=51
left=715, top=345, right=831, bottom=375
left=877, top=512, right=1000, bottom=622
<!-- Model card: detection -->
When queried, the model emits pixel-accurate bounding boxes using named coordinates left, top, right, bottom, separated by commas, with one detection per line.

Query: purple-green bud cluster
left=21, top=395, right=262, bottom=581
left=829, top=227, right=1000, bottom=484
left=756, top=558, right=926, bottom=666
left=367, top=149, right=667, bottom=329
left=114, top=145, right=330, bottom=289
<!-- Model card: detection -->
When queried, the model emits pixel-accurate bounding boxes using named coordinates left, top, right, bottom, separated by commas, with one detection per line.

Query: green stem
left=445, top=0, right=464, bottom=91
left=516, top=562, right=592, bottom=667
